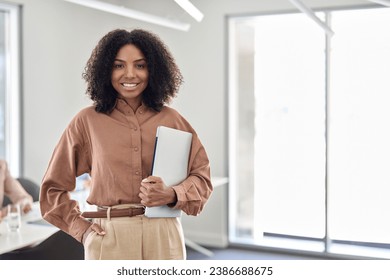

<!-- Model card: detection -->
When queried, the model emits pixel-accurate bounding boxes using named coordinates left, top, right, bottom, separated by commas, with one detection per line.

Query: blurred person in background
left=0, top=159, right=33, bottom=222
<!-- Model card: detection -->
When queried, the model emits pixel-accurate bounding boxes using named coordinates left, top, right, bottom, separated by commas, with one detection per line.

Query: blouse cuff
left=70, top=217, right=93, bottom=243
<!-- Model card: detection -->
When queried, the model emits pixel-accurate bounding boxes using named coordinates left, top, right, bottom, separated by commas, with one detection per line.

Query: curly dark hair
left=82, top=29, right=183, bottom=113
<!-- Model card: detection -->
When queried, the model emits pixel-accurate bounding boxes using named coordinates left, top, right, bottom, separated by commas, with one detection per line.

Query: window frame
left=227, top=4, right=390, bottom=259
left=0, top=2, right=21, bottom=176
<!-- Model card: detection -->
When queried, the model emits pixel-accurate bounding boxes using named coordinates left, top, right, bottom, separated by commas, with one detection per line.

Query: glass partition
left=0, top=2, right=21, bottom=176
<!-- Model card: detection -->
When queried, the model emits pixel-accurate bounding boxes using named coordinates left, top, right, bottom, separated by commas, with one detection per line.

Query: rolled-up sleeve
left=40, top=115, right=92, bottom=242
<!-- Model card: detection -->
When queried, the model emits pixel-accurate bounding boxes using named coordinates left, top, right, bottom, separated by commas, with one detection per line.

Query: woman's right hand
left=82, top=223, right=106, bottom=245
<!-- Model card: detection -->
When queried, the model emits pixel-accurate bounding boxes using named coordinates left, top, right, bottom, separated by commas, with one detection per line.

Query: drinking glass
left=7, top=204, right=21, bottom=232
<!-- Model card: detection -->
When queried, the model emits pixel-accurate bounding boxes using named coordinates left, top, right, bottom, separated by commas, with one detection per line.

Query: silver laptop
left=144, top=126, right=193, bottom=218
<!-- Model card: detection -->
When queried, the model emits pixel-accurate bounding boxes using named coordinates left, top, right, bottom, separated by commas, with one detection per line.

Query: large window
left=229, top=7, right=390, bottom=259
left=0, top=2, right=21, bottom=176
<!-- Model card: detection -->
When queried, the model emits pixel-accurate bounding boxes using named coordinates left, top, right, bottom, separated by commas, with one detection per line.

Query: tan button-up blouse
left=40, top=99, right=213, bottom=242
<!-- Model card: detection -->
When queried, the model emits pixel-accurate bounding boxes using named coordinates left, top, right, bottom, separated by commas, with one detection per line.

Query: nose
left=124, top=66, right=135, bottom=78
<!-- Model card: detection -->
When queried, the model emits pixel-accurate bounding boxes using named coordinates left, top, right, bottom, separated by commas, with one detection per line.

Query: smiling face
left=111, top=44, right=149, bottom=110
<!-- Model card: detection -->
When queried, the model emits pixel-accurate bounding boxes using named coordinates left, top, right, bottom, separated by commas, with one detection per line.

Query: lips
left=121, top=82, right=139, bottom=88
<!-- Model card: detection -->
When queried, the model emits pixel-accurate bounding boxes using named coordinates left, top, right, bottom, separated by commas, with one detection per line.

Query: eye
left=113, top=63, right=124, bottom=69
left=136, top=63, right=146, bottom=69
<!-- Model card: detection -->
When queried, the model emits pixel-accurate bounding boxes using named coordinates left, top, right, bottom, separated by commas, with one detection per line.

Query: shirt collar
left=115, top=98, right=147, bottom=116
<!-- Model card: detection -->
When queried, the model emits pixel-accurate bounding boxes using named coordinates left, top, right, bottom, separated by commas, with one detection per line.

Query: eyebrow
left=114, top=58, right=146, bottom=63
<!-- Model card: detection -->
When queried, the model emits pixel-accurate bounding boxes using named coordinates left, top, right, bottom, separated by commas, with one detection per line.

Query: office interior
left=1, top=0, right=390, bottom=260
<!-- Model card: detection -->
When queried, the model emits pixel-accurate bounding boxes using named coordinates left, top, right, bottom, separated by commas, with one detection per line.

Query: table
left=0, top=202, right=59, bottom=255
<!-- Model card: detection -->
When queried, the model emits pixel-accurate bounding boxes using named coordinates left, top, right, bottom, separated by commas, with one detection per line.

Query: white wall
left=9, top=0, right=370, bottom=247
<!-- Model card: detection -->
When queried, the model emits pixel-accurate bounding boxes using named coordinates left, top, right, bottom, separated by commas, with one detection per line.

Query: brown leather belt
left=81, top=207, right=145, bottom=219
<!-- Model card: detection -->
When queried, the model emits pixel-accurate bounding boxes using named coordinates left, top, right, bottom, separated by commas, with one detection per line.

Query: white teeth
left=122, top=83, right=137, bottom=88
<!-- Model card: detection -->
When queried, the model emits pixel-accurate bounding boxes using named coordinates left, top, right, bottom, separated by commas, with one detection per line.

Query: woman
left=0, top=159, right=33, bottom=221
left=40, top=29, right=212, bottom=260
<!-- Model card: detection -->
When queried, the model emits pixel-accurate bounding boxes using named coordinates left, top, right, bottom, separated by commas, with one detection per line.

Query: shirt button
left=134, top=127, right=138, bottom=131
left=139, top=110, right=143, bottom=114
left=135, top=171, right=140, bottom=175
left=134, top=147, right=139, bottom=152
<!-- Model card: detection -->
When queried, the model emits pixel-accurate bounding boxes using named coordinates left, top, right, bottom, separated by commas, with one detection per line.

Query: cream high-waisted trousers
left=83, top=214, right=186, bottom=260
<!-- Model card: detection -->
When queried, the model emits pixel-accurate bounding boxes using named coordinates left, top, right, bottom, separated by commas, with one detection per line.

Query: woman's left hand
left=18, top=197, right=33, bottom=214
left=139, top=176, right=177, bottom=207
